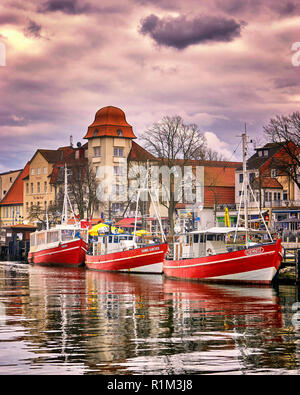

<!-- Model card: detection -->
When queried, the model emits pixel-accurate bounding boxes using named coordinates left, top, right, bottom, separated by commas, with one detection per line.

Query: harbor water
left=0, top=261, right=300, bottom=375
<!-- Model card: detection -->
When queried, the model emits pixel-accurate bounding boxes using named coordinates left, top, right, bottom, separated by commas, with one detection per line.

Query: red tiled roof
left=84, top=106, right=136, bottom=139
left=0, top=162, right=30, bottom=205
left=205, top=166, right=237, bottom=187
left=128, top=141, right=157, bottom=161
left=251, top=177, right=283, bottom=189
left=204, top=186, right=235, bottom=207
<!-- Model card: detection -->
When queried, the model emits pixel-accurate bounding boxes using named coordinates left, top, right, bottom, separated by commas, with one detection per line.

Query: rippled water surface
left=0, top=261, right=300, bottom=375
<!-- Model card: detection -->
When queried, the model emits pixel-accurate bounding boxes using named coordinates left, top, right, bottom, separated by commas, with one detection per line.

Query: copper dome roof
left=84, top=106, right=136, bottom=139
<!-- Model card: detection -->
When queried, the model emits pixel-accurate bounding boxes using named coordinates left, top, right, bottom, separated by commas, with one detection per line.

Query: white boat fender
left=207, top=248, right=213, bottom=255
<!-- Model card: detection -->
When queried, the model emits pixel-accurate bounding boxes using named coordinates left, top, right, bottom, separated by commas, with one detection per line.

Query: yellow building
left=23, top=148, right=74, bottom=223
left=0, top=163, right=29, bottom=226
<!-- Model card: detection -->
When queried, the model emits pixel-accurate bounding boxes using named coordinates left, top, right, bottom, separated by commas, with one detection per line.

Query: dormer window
left=117, top=129, right=123, bottom=137
left=93, top=129, right=98, bottom=137
left=257, top=149, right=268, bottom=157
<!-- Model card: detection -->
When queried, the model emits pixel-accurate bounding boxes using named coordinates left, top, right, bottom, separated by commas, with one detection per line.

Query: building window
left=75, top=151, right=79, bottom=159
left=44, top=167, right=47, bottom=174
left=117, top=129, right=123, bottom=137
left=44, top=181, right=47, bottom=193
left=37, top=168, right=41, bottom=175
left=271, top=169, right=278, bottom=178
left=239, top=174, right=243, bottom=183
left=31, top=168, right=35, bottom=175
left=114, top=166, right=123, bottom=176
left=31, top=183, right=33, bottom=193
left=274, top=192, right=281, bottom=201
left=37, top=182, right=40, bottom=193
left=283, top=190, right=288, bottom=200
left=26, top=183, right=29, bottom=194
left=114, top=147, right=124, bottom=157
left=93, top=146, right=101, bottom=157
left=93, top=129, right=98, bottom=137
left=249, top=173, right=255, bottom=182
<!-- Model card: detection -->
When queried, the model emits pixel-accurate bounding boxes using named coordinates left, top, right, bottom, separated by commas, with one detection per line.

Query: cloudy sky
left=0, top=0, right=299, bottom=172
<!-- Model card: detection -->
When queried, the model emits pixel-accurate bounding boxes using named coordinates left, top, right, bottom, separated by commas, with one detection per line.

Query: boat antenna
left=61, top=164, right=78, bottom=226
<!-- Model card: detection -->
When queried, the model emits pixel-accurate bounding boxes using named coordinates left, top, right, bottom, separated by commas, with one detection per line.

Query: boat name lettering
left=244, top=247, right=264, bottom=256
left=141, top=246, right=160, bottom=253
left=61, top=244, right=68, bottom=248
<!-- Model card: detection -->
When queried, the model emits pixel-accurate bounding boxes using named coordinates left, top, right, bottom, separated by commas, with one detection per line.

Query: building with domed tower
left=83, top=105, right=158, bottom=221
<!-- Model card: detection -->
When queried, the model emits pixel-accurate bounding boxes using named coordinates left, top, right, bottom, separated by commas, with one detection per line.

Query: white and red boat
left=163, top=227, right=282, bottom=284
left=163, top=132, right=283, bottom=285
left=86, top=234, right=168, bottom=273
left=85, top=164, right=168, bottom=273
left=28, top=165, right=89, bottom=266
left=28, top=226, right=88, bottom=266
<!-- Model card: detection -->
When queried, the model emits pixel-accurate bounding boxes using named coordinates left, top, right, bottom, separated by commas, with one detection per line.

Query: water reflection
left=0, top=262, right=300, bottom=374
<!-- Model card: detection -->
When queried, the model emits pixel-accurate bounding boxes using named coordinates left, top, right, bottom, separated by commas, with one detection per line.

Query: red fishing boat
left=86, top=235, right=168, bottom=273
left=163, top=132, right=283, bottom=285
left=28, top=165, right=89, bottom=267
left=85, top=164, right=168, bottom=273
left=163, top=228, right=282, bottom=284
left=27, top=226, right=88, bottom=266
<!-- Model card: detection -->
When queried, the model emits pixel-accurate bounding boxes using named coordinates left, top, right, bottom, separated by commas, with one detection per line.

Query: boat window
left=200, top=234, right=205, bottom=243
left=37, top=232, right=46, bottom=246
left=114, top=236, right=119, bottom=243
left=30, top=233, right=35, bottom=246
left=217, top=234, right=223, bottom=241
left=129, top=236, right=133, bottom=240
left=47, top=231, right=59, bottom=244
left=108, top=236, right=113, bottom=243
left=186, top=235, right=189, bottom=244
left=61, top=229, right=74, bottom=241
left=207, top=234, right=216, bottom=241
left=193, top=234, right=199, bottom=243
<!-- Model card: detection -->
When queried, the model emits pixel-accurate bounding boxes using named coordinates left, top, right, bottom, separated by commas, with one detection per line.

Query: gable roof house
left=235, top=141, right=300, bottom=231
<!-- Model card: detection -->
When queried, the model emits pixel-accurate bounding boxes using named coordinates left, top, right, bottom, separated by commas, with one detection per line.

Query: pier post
left=296, top=249, right=300, bottom=284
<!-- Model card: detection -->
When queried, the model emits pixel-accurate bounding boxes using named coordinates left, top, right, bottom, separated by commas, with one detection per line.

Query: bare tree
left=141, top=115, right=206, bottom=235
left=28, top=201, right=62, bottom=229
left=53, top=160, right=98, bottom=220
left=263, top=112, right=300, bottom=189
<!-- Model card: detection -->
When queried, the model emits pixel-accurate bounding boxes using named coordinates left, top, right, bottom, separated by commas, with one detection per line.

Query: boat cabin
left=173, top=227, right=261, bottom=260
left=30, top=227, right=88, bottom=253
left=89, top=233, right=160, bottom=256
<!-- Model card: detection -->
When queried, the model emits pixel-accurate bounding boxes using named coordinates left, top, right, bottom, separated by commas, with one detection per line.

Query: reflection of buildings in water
left=84, top=271, right=166, bottom=372
left=26, top=265, right=87, bottom=363
left=0, top=263, right=30, bottom=321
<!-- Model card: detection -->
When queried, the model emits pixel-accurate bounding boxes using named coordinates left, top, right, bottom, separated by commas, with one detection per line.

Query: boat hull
left=85, top=243, right=169, bottom=273
left=163, top=239, right=283, bottom=284
left=28, top=238, right=88, bottom=267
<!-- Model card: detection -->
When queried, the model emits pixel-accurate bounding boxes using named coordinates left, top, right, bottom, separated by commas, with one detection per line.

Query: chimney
left=70, top=135, right=73, bottom=147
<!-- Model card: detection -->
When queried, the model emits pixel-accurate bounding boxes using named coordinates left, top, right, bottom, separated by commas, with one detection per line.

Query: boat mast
left=242, top=127, right=249, bottom=246
left=61, top=165, right=68, bottom=226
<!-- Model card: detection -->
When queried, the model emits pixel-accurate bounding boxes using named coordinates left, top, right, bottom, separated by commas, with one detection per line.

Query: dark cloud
left=23, top=19, right=42, bottom=38
left=139, top=14, right=243, bottom=49
left=0, top=12, right=22, bottom=25
left=38, top=0, right=91, bottom=14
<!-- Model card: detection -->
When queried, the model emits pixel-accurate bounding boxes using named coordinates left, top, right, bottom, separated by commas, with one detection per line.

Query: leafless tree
left=263, top=112, right=300, bottom=189
left=53, top=160, right=98, bottom=220
left=141, top=115, right=207, bottom=235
